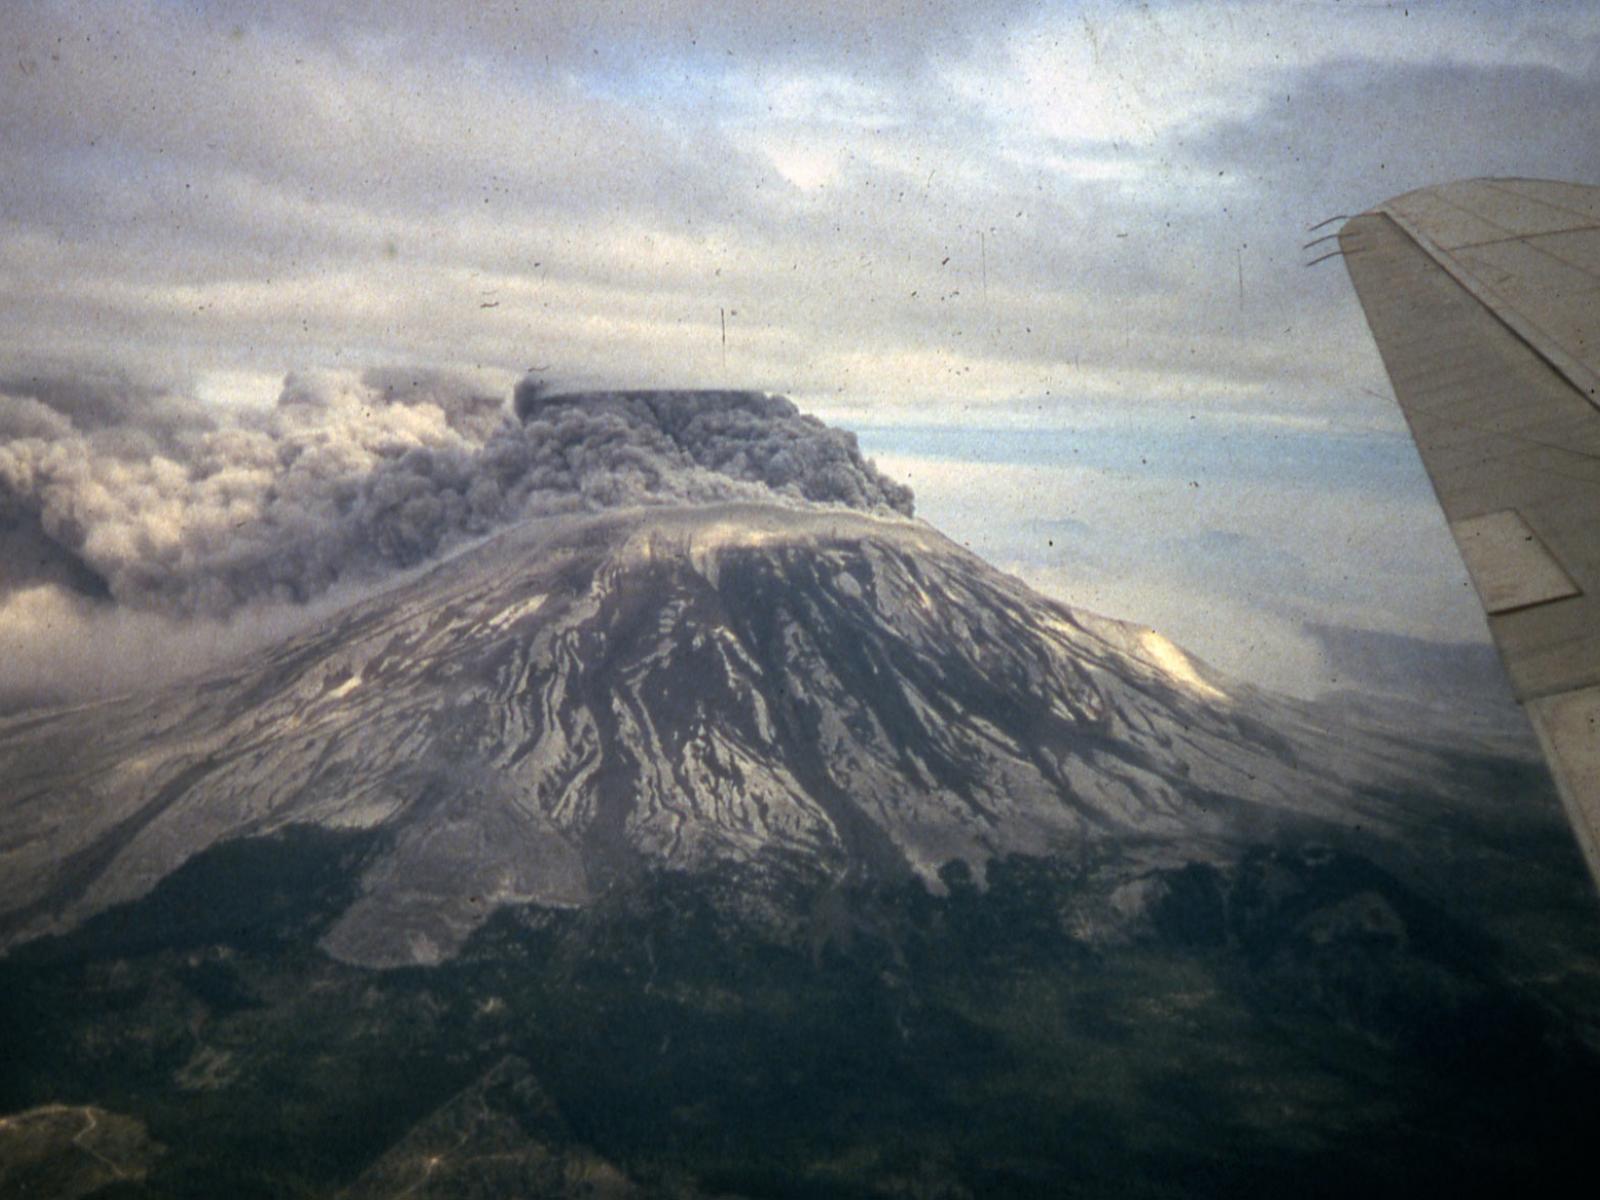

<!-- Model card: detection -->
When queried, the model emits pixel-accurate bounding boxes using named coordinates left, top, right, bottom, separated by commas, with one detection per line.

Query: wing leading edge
left=1339, top=178, right=1600, bottom=892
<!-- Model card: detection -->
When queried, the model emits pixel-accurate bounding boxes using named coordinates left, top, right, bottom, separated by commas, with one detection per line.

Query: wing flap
left=1450, top=510, right=1579, bottom=614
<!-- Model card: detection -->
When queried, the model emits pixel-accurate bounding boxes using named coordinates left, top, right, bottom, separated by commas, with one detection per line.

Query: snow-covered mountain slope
left=0, top=502, right=1524, bottom=966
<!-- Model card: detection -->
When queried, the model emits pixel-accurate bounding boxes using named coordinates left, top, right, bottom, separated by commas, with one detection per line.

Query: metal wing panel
left=1339, top=180, right=1600, bottom=889
left=1339, top=202, right=1600, bottom=700
left=1378, top=179, right=1600, bottom=403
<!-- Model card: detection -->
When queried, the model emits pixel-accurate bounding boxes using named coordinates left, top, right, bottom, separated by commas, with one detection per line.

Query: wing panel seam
left=1378, top=205, right=1600, bottom=414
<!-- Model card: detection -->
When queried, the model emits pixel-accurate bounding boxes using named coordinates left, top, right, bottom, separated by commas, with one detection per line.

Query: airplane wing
left=1338, top=178, right=1600, bottom=891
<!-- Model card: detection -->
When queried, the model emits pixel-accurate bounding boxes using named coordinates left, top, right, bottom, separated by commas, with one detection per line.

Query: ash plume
left=0, top=368, right=912, bottom=629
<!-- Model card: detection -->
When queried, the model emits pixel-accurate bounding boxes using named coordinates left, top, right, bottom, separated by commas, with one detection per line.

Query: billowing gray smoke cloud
left=515, top=382, right=914, bottom=514
left=0, top=368, right=912, bottom=621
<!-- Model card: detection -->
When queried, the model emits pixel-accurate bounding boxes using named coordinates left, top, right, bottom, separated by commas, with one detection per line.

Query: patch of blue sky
left=571, top=49, right=735, bottom=112
left=855, top=421, right=1426, bottom=498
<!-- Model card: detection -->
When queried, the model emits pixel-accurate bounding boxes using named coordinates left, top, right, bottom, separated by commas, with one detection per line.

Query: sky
left=5, top=0, right=1600, bottom=699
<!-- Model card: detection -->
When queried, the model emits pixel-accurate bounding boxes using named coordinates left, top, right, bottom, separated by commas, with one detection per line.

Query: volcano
left=0, top=499, right=1504, bottom=967
left=2, top=466, right=1598, bottom=1197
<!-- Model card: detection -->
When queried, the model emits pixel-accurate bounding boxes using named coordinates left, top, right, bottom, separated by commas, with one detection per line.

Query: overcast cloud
left=4, top=0, right=1598, bottom=699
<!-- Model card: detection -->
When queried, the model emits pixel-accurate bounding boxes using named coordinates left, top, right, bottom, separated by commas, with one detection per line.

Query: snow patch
left=1139, top=630, right=1225, bottom=701
left=487, top=593, right=547, bottom=631
left=326, top=674, right=362, bottom=700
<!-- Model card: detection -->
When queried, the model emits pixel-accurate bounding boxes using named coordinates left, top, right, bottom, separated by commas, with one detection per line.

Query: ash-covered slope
left=0, top=499, right=1508, bottom=968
